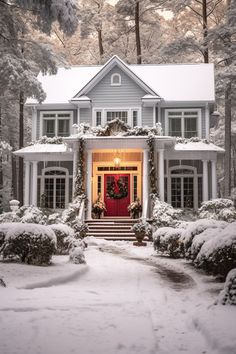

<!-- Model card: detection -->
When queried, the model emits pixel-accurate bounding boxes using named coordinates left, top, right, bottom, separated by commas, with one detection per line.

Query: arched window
left=111, top=73, right=121, bottom=86
left=42, top=167, right=69, bottom=209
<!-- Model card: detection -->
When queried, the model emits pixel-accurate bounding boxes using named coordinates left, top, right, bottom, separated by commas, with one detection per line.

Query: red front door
left=104, top=174, right=130, bottom=217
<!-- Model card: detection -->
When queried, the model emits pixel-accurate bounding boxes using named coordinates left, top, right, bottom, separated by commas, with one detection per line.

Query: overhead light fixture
left=113, top=150, right=121, bottom=167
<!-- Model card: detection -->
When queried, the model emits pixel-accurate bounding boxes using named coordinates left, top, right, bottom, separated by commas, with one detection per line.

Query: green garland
left=147, top=135, right=158, bottom=196
left=74, top=137, right=85, bottom=197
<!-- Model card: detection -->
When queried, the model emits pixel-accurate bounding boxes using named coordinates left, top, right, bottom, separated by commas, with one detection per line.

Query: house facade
left=15, top=56, right=223, bottom=219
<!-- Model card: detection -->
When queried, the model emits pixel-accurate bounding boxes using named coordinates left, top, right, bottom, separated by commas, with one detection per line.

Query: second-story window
left=42, top=112, right=72, bottom=137
left=166, top=110, right=200, bottom=138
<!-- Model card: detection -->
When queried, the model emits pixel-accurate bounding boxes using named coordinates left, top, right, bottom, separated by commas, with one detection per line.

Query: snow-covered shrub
left=47, top=213, right=62, bottom=225
left=152, top=197, right=182, bottom=228
left=179, top=219, right=228, bottom=258
left=218, top=269, right=236, bottom=305
left=1, top=223, right=56, bottom=266
left=0, top=223, right=13, bottom=247
left=194, top=222, right=236, bottom=277
left=73, top=221, right=88, bottom=239
left=0, top=212, right=20, bottom=224
left=61, top=196, right=85, bottom=227
left=69, top=247, right=86, bottom=264
left=198, top=199, right=236, bottom=222
left=49, top=224, right=76, bottom=255
left=153, top=227, right=185, bottom=258
left=190, top=228, right=219, bottom=261
left=19, top=206, right=48, bottom=225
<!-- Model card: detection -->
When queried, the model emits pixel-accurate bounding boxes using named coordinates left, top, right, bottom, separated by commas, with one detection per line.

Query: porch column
left=32, top=161, right=38, bottom=206
left=142, top=149, right=149, bottom=218
left=211, top=160, right=217, bottom=199
left=86, top=150, right=92, bottom=219
left=203, top=160, right=209, bottom=201
left=24, top=161, right=30, bottom=206
left=72, top=148, right=78, bottom=197
left=158, top=149, right=165, bottom=201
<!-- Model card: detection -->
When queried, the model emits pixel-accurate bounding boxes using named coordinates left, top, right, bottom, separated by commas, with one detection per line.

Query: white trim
left=31, top=106, right=37, bottom=141
left=205, top=103, right=210, bottom=139
left=41, top=166, right=69, bottom=209
left=165, top=108, right=202, bottom=138
left=167, top=165, right=199, bottom=210
left=39, top=111, right=73, bottom=138
left=92, top=107, right=141, bottom=127
left=111, top=73, right=121, bottom=86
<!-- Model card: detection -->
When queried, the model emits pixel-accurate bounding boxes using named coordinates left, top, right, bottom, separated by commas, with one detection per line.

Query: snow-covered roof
left=27, top=56, right=215, bottom=105
left=175, top=142, right=224, bottom=152
left=14, top=144, right=72, bottom=156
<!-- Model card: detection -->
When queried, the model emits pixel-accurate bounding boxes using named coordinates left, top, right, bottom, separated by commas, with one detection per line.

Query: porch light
left=114, top=157, right=121, bottom=167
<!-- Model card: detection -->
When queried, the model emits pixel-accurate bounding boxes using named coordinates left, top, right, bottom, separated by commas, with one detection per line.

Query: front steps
left=86, top=218, right=138, bottom=241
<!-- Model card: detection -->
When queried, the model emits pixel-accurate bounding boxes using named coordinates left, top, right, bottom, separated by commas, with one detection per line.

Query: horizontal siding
left=142, top=107, right=153, bottom=127
left=80, top=108, right=92, bottom=124
left=201, top=107, right=206, bottom=138
left=88, top=65, right=146, bottom=108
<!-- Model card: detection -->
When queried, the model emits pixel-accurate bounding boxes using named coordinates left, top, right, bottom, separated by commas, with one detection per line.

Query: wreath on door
left=107, top=178, right=128, bottom=199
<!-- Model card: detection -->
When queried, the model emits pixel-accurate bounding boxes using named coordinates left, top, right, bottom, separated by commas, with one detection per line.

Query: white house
left=15, top=55, right=224, bottom=219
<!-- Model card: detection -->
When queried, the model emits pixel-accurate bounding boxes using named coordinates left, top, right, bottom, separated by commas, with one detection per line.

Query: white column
left=211, top=160, right=217, bottom=199
left=158, top=149, right=165, bottom=201
left=72, top=147, right=78, bottom=197
left=77, top=106, right=80, bottom=125
left=24, top=161, right=30, bottom=206
left=153, top=105, right=156, bottom=126
left=142, top=149, right=149, bottom=218
left=86, top=150, right=92, bottom=219
left=205, top=103, right=210, bottom=140
left=32, top=161, right=38, bottom=206
left=203, top=160, right=209, bottom=201
left=31, top=106, right=37, bottom=141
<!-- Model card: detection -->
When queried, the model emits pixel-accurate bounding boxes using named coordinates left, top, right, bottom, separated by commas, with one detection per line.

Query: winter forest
left=0, top=0, right=235, bottom=211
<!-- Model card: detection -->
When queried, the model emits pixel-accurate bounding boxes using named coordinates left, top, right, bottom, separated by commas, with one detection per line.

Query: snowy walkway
left=0, top=241, right=236, bottom=354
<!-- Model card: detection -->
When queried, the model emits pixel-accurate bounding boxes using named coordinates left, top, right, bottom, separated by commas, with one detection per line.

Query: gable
left=86, top=65, right=147, bottom=107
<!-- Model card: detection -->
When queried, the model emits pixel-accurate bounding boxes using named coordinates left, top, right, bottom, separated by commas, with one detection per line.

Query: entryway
left=104, top=174, right=130, bottom=217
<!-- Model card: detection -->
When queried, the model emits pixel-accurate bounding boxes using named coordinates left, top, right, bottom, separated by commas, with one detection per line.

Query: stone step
left=87, top=232, right=135, bottom=237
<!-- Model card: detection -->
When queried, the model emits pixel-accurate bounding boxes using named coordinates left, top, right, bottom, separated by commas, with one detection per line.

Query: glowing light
left=114, top=157, right=121, bottom=167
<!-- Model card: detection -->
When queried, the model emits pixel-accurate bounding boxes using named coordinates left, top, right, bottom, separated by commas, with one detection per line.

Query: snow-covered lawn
left=0, top=240, right=235, bottom=354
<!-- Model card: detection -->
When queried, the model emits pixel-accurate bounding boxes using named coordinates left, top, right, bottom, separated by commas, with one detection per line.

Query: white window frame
left=41, top=167, right=69, bottom=210
left=165, top=108, right=202, bottom=138
left=40, top=111, right=73, bottom=138
left=92, top=107, right=141, bottom=127
left=111, top=73, right=121, bottom=86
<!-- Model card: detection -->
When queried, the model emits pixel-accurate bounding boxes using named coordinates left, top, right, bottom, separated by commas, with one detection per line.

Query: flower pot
left=133, top=232, right=147, bottom=247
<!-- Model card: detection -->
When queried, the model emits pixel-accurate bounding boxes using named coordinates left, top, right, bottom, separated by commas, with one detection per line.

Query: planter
left=9, top=199, right=20, bottom=212
left=133, top=231, right=147, bottom=247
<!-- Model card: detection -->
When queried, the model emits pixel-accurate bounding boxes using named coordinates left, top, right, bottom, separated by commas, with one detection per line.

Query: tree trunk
left=98, top=28, right=104, bottom=63
left=224, top=82, right=232, bottom=197
left=202, top=0, right=209, bottom=63
left=0, top=105, right=2, bottom=213
left=18, top=90, right=24, bottom=205
left=135, top=1, right=142, bottom=64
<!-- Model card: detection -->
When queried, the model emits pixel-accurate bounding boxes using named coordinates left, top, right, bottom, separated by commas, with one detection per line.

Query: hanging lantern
left=114, top=156, right=121, bottom=167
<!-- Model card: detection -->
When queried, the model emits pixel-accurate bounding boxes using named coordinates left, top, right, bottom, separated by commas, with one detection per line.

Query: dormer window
left=111, top=73, right=121, bottom=86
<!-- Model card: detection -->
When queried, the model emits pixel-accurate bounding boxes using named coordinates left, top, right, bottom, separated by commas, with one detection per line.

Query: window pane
left=44, top=178, right=54, bottom=208
left=112, top=74, right=120, bottom=85
left=132, top=111, right=138, bottom=127
left=58, top=113, right=71, bottom=118
left=96, top=111, right=102, bottom=126
left=171, top=177, right=181, bottom=208
left=169, top=118, right=181, bottom=136
left=43, top=120, right=55, bottom=137
left=58, top=119, right=70, bottom=137
left=183, top=177, right=194, bottom=208
left=184, top=117, right=197, bottom=138
left=43, top=114, right=56, bottom=118
left=56, top=178, right=66, bottom=209
left=107, top=111, right=128, bottom=124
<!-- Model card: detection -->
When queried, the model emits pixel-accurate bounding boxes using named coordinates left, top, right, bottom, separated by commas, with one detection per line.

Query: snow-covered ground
left=0, top=239, right=235, bottom=354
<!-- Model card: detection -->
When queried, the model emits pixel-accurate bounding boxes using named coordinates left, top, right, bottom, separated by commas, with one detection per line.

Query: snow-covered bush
left=49, top=224, right=76, bottom=255
left=179, top=219, right=228, bottom=258
left=0, top=223, right=13, bottom=247
left=19, top=206, right=48, bottom=224
left=47, top=213, right=62, bottom=225
left=218, top=269, right=236, bottom=305
left=69, top=247, right=86, bottom=264
left=190, top=228, right=220, bottom=261
left=73, top=221, right=88, bottom=239
left=198, top=199, right=236, bottom=222
left=152, top=197, right=182, bottom=228
left=0, top=212, right=20, bottom=224
left=61, top=196, right=85, bottom=227
left=1, top=223, right=56, bottom=266
left=153, top=227, right=185, bottom=258
left=194, top=222, right=236, bottom=277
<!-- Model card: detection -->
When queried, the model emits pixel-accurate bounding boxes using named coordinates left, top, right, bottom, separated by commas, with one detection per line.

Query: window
left=107, top=111, right=128, bottom=124
left=41, top=112, right=72, bottom=137
left=166, top=110, right=200, bottom=138
left=96, top=111, right=102, bottom=126
left=42, top=168, right=69, bottom=209
left=111, top=73, right=121, bottom=86
left=132, top=110, right=138, bottom=127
